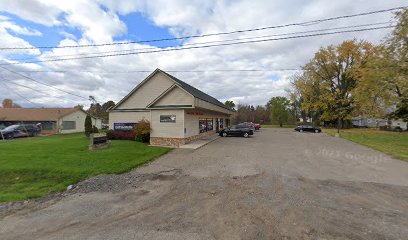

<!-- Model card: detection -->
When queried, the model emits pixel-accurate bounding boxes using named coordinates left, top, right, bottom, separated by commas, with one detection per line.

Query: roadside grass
left=262, top=125, right=296, bottom=128
left=323, top=128, right=408, bottom=161
left=0, top=134, right=171, bottom=202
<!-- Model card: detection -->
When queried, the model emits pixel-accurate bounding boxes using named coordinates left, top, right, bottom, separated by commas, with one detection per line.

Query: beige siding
left=195, top=98, right=233, bottom=115
left=152, top=86, right=193, bottom=107
left=94, top=119, right=103, bottom=129
left=117, top=72, right=174, bottom=109
left=184, top=112, right=199, bottom=137
left=184, top=109, right=230, bottom=137
left=58, top=110, right=101, bottom=134
left=151, top=109, right=184, bottom=138
left=109, top=111, right=150, bottom=129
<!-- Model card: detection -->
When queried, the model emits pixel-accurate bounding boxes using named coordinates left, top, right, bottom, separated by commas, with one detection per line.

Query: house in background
left=351, top=116, right=388, bottom=128
left=391, top=119, right=408, bottom=130
left=0, top=107, right=102, bottom=134
left=352, top=116, right=407, bottom=130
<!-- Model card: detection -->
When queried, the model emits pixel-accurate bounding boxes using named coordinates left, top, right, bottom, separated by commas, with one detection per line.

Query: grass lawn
left=0, top=134, right=171, bottom=202
left=262, top=125, right=296, bottom=128
left=323, top=128, right=408, bottom=161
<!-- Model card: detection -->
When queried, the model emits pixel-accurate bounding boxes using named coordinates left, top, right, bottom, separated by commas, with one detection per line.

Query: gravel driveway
left=1, top=128, right=408, bottom=240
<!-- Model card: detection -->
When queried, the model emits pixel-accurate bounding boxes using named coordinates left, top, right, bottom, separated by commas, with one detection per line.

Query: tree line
left=291, top=9, right=407, bottom=129
left=228, top=8, right=408, bottom=128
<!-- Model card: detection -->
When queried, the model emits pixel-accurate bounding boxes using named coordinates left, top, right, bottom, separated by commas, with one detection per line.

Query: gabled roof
left=159, top=70, right=232, bottom=111
left=0, top=107, right=83, bottom=121
left=111, top=68, right=233, bottom=111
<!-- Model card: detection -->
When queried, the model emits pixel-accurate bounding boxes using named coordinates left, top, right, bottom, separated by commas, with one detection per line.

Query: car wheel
left=300, top=129, right=304, bottom=133
left=222, top=132, right=227, bottom=137
left=7, top=133, right=13, bottom=139
left=243, top=132, right=249, bottom=138
left=315, top=129, right=319, bottom=133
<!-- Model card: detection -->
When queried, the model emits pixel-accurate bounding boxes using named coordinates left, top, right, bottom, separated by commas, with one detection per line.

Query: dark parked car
left=240, top=122, right=255, bottom=131
left=0, top=124, right=41, bottom=139
left=294, top=125, right=321, bottom=133
left=219, top=125, right=254, bottom=138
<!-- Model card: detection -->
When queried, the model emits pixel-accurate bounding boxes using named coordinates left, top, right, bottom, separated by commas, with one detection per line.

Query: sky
left=0, top=0, right=406, bottom=108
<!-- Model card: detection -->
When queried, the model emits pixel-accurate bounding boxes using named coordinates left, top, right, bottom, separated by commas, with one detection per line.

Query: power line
left=0, top=77, right=52, bottom=95
left=0, top=65, right=88, bottom=100
left=8, top=21, right=393, bottom=62
left=1, top=25, right=394, bottom=65
left=14, top=69, right=302, bottom=74
left=0, top=76, right=88, bottom=105
left=0, top=81, right=40, bottom=107
left=0, top=6, right=404, bottom=50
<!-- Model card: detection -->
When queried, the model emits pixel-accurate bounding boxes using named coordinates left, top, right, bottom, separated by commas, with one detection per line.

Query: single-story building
left=391, top=119, right=408, bottom=130
left=0, top=107, right=102, bottom=134
left=351, top=116, right=407, bottom=130
left=351, top=116, right=388, bottom=128
left=109, top=69, right=234, bottom=147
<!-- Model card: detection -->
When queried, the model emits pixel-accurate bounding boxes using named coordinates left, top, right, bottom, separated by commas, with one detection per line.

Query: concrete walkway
left=179, top=134, right=220, bottom=149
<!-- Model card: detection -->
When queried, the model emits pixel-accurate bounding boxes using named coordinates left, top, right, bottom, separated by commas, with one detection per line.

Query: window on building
left=160, top=115, right=176, bottom=123
left=220, top=118, right=224, bottom=129
left=42, top=122, right=55, bottom=130
left=199, top=118, right=213, bottom=133
left=226, top=119, right=230, bottom=128
left=62, top=121, right=76, bottom=130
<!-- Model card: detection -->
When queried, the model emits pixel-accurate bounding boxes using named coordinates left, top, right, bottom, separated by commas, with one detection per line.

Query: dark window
left=24, top=125, right=34, bottom=130
left=226, top=119, right=230, bottom=128
left=62, top=121, right=76, bottom=130
left=160, top=115, right=176, bottom=123
left=199, top=118, right=213, bottom=133
left=42, top=122, right=54, bottom=130
left=220, top=118, right=224, bottom=129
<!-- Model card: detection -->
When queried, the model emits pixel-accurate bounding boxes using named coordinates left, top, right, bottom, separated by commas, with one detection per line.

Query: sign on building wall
left=160, top=115, right=176, bottom=123
left=113, top=122, right=137, bottom=131
left=186, top=111, right=204, bottom=115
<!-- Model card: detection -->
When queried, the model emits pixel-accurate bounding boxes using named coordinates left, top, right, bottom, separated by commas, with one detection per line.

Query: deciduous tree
left=269, top=96, right=290, bottom=127
left=224, top=100, right=236, bottom=110
left=2, top=99, right=13, bottom=108
left=292, top=39, right=377, bottom=130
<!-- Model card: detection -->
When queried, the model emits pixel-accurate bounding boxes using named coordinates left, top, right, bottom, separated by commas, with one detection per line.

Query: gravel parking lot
left=1, top=128, right=408, bottom=240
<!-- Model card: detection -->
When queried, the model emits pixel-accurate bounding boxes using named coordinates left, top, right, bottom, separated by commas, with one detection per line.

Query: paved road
left=1, top=129, right=408, bottom=239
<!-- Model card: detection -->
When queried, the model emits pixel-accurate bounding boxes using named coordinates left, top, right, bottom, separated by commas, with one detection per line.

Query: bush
left=111, top=131, right=136, bottom=140
left=84, top=115, right=93, bottom=137
left=92, top=125, right=99, bottom=133
left=134, top=119, right=150, bottom=143
left=104, top=129, right=113, bottom=140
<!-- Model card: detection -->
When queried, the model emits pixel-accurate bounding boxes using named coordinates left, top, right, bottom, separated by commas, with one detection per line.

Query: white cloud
left=0, top=21, right=42, bottom=36
left=0, top=16, right=40, bottom=57
left=0, top=0, right=406, bottom=108
left=59, top=31, right=77, bottom=40
left=0, top=0, right=62, bottom=26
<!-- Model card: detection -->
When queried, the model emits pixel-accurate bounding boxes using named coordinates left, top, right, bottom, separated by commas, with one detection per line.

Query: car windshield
left=3, top=125, right=19, bottom=131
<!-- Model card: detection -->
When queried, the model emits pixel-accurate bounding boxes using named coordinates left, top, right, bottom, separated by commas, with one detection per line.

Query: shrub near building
left=134, top=120, right=150, bottom=143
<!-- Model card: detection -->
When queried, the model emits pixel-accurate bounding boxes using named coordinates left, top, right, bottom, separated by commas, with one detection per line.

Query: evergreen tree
left=84, top=115, right=93, bottom=137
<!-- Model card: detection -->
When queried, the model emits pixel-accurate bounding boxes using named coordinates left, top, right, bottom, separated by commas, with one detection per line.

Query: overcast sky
left=0, top=0, right=406, bottom=108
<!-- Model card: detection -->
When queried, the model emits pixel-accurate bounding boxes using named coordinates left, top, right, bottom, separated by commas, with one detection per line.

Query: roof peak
left=158, top=69, right=233, bottom=111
